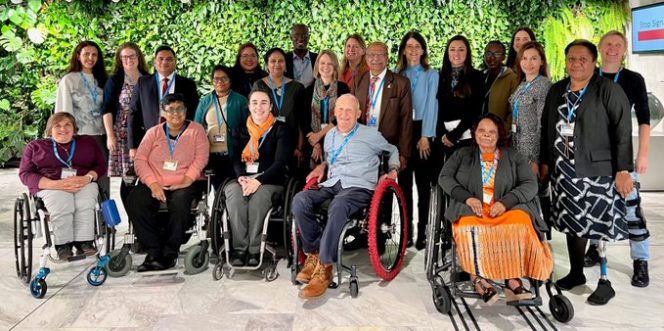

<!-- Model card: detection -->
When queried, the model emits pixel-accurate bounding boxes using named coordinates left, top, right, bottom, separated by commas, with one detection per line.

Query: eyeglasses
left=120, top=54, right=138, bottom=60
left=212, top=77, right=230, bottom=83
left=484, top=51, right=505, bottom=58
left=163, top=107, right=187, bottom=113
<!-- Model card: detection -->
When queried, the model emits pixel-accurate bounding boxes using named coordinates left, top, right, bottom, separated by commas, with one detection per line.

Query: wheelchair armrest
left=379, top=151, right=390, bottom=176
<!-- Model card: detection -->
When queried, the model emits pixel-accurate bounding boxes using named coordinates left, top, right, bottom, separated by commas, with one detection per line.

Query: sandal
left=472, top=276, right=499, bottom=305
left=504, top=278, right=533, bottom=302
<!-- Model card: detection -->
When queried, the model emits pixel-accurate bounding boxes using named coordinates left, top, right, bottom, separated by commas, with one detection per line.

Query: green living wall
left=0, top=0, right=628, bottom=165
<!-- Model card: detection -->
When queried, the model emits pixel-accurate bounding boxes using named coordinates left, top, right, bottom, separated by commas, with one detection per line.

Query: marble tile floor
left=0, top=169, right=662, bottom=331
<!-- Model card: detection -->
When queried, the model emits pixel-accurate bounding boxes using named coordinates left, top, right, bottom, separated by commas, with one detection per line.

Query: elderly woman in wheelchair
left=19, top=112, right=107, bottom=261
left=439, top=113, right=553, bottom=305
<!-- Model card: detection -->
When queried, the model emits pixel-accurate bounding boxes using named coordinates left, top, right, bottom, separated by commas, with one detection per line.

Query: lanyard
left=155, top=73, right=176, bottom=102
left=410, top=66, right=423, bottom=94
left=565, top=81, right=589, bottom=122
left=512, top=75, right=540, bottom=120
left=369, top=76, right=386, bottom=112
left=164, top=122, right=187, bottom=158
left=329, top=124, right=359, bottom=165
left=322, top=96, right=329, bottom=123
left=480, top=149, right=499, bottom=186
left=248, top=127, right=272, bottom=156
left=268, top=75, right=286, bottom=115
left=79, top=72, right=99, bottom=104
left=213, top=92, right=228, bottom=130
left=51, top=138, right=76, bottom=168
left=599, top=67, right=622, bottom=83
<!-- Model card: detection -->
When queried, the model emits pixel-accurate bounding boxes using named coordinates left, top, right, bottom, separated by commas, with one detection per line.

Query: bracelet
left=86, top=174, right=95, bottom=182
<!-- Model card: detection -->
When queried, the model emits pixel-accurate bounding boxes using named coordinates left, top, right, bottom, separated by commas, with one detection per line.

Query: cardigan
left=540, top=73, right=633, bottom=177
left=438, top=146, right=545, bottom=232
left=101, top=69, right=149, bottom=120
left=55, top=72, right=105, bottom=135
left=194, top=90, right=249, bottom=157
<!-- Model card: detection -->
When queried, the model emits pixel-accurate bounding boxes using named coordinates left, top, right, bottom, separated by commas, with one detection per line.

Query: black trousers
left=126, top=182, right=204, bottom=258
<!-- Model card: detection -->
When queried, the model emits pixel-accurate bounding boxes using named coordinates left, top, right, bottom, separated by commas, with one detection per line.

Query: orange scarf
left=481, top=150, right=499, bottom=215
left=241, top=113, right=276, bottom=163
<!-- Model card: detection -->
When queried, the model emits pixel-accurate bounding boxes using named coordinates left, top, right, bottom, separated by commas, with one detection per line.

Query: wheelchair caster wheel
left=432, top=285, right=451, bottom=314
left=184, top=245, right=209, bottom=275
left=549, top=294, right=574, bottom=323
left=106, top=249, right=132, bottom=278
left=265, top=267, right=279, bottom=282
left=30, top=278, right=47, bottom=299
left=87, top=266, right=107, bottom=286
left=212, top=263, right=224, bottom=281
left=349, top=279, right=359, bottom=298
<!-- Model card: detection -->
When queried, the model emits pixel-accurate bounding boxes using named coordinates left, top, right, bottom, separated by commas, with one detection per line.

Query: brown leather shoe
left=296, top=253, right=319, bottom=284
left=299, top=263, right=333, bottom=299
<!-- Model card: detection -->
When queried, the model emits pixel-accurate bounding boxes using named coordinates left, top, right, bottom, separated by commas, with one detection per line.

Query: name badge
left=413, top=109, right=416, bottom=120
left=61, top=168, right=77, bottom=179
left=246, top=162, right=259, bottom=174
left=163, top=160, right=178, bottom=171
left=276, top=116, right=286, bottom=123
left=91, top=110, right=101, bottom=117
left=561, top=123, right=574, bottom=137
left=321, top=123, right=328, bottom=130
left=213, top=134, right=226, bottom=143
left=483, top=193, right=493, bottom=205
left=369, top=115, right=378, bottom=127
left=511, top=123, right=517, bottom=133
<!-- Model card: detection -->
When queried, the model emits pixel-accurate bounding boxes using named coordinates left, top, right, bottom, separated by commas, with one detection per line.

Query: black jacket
left=540, top=73, right=633, bottom=177
left=101, top=69, right=149, bottom=120
left=284, top=51, right=318, bottom=82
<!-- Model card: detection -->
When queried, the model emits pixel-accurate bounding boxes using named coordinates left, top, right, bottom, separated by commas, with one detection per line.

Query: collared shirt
left=321, top=124, right=400, bottom=191
left=403, top=65, right=439, bottom=137
left=293, top=51, right=314, bottom=88
left=368, top=68, right=387, bottom=128
left=157, top=72, right=176, bottom=118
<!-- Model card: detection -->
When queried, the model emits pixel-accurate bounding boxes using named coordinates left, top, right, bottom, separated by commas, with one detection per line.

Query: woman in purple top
left=19, top=113, right=107, bottom=260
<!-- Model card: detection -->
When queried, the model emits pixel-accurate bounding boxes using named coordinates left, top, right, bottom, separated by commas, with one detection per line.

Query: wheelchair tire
left=184, top=244, right=210, bottom=275
left=210, top=187, right=227, bottom=257
left=106, top=249, right=132, bottom=278
left=30, top=278, right=47, bottom=299
left=349, top=278, right=359, bottom=298
left=87, top=266, right=107, bottom=286
left=432, top=285, right=451, bottom=314
left=425, top=185, right=444, bottom=280
left=549, top=294, right=574, bottom=323
left=14, top=194, right=33, bottom=284
left=283, top=178, right=301, bottom=265
left=367, top=179, right=408, bottom=281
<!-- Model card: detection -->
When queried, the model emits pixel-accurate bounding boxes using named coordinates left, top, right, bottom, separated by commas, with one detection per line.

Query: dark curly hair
left=471, top=113, right=509, bottom=148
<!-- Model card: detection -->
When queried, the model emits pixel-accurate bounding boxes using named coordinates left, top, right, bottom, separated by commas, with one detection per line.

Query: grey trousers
left=225, top=182, right=282, bottom=254
left=36, top=182, right=98, bottom=245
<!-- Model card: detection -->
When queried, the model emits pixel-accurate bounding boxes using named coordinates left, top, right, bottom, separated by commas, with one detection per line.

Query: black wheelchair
left=424, top=184, right=574, bottom=323
left=210, top=176, right=302, bottom=282
left=290, top=153, right=409, bottom=298
left=14, top=187, right=117, bottom=299
left=104, top=171, right=214, bottom=277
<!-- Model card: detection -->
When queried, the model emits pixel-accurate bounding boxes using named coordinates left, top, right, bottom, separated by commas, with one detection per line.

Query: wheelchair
left=290, top=153, right=409, bottom=298
left=424, top=184, right=574, bottom=323
left=210, top=176, right=302, bottom=282
left=104, top=171, right=214, bottom=277
left=14, top=186, right=118, bottom=299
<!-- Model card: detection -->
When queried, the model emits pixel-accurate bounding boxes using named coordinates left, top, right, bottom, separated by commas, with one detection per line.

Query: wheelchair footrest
left=506, top=296, right=543, bottom=306
left=66, top=255, right=86, bottom=262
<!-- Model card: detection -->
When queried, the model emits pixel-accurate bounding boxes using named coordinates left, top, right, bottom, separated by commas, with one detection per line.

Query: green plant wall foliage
left=0, top=0, right=628, bottom=166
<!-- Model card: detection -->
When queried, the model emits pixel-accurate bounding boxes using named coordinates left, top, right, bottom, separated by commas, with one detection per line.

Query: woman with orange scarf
left=225, top=89, right=295, bottom=267
left=439, top=113, right=553, bottom=305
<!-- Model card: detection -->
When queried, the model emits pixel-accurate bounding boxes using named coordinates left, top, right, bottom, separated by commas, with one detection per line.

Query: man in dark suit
left=285, top=23, right=317, bottom=88
left=128, top=45, right=199, bottom=156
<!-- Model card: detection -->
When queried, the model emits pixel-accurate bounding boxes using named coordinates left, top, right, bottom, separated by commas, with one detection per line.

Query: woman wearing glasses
left=482, top=40, right=518, bottom=128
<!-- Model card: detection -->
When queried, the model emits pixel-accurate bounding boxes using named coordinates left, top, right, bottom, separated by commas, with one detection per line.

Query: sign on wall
left=632, top=2, right=664, bottom=53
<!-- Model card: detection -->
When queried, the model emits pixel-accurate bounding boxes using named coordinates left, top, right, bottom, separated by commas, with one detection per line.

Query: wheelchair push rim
left=14, top=193, right=33, bottom=284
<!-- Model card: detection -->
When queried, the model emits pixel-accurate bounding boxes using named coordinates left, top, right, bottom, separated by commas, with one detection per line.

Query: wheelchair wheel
left=87, top=266, right=107, bottom=286
left=425, top=185, right=444, bottom=279
left=106, top=249, right=132, bottom=277
left=184, top=244, right=210, bottom=274
left=432, top=284, right=451, bottom=314
left=283, top=179, right=301, bottom=265
left=367, top=179, right=408, bottom=281
left=549, top=294, right=574, bottom=323
left=30, top=278, right=47, bottom=299
left=210, top=187, right=226, bottom=256
left=14, top=193, right=33, bottom=284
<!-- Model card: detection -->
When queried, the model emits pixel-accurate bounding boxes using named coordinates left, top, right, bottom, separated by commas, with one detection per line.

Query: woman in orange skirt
left=439, top=113, right=553, bottom=305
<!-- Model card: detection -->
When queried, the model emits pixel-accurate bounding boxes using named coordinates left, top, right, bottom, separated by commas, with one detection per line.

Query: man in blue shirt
left=291, top=94, right=399, bottom=299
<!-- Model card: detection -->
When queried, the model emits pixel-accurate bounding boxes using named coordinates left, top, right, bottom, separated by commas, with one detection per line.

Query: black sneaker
left=230, top=251, right=246, bottom=267
left=631, top=260, right=649, bottom=288
left=584, top=244, right=600, bottom=267
left=246, top=253, right=260, bottom=267
left=55, top=243, right=73, bottom=260
left=587, top=279, right=615, bottom=305
left=74, top=241, right=97, bottom=256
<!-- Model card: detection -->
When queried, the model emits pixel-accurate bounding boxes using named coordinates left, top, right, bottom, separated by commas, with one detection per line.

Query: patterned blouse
left=508, top=76, right=552, bottom=163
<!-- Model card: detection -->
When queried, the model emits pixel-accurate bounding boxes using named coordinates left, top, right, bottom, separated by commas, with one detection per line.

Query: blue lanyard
left=565, top=81, right=589, bottom=122
left=480, top=149, right=499, bottom=186
left=164, top=123, right=187, bottom=158
left=329, top=124, right=359, bottom=165
left=322, top=96, right=329, bottom=123
left=51, top=138, right=76, bottom=168
left=599, top=67, right=622, bottom=83
left=409, top=66, right=423, bottom=94
left=213, top=93, right=227, bottom=130
left=369, top=76, right=386, bottom=112
left=268, top=75, right=286, bottom=115
left=248, top=127, right=272, bottom=156
left=79, top=72, right=99, bottom=104
left=294, top=56, right=310, bottom=81
left=512, top=75, right=540, bottom=120
left=155, top=73, right=176, bottom=102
